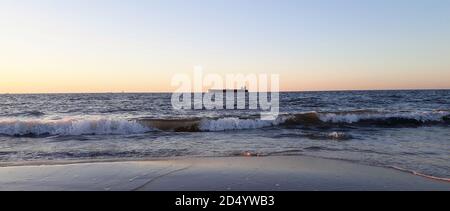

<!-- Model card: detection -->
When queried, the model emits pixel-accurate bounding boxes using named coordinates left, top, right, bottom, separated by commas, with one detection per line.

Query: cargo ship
left=208, top=87, right=249, bottom=93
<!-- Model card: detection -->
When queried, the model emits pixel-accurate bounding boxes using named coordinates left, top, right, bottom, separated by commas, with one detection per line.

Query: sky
left=1, top=0, right=450, bottom=93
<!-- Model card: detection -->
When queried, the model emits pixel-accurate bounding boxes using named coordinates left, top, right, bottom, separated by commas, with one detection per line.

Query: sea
left=0, top=90, right=449, bottom=179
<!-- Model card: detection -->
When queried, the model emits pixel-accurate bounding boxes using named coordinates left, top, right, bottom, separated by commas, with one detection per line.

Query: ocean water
left=0, top=90, right=449, bottom=178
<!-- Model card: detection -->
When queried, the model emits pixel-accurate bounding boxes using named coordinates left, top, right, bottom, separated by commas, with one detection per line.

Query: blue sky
left=1, top=0, right=449, bottom=92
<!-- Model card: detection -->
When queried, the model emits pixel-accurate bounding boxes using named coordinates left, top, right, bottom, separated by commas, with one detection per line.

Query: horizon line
left=1, top=88, right=449, bottom=95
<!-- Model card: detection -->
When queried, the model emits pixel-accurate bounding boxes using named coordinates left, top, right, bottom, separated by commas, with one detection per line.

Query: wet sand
left=0, top=156, right=449, bottom=191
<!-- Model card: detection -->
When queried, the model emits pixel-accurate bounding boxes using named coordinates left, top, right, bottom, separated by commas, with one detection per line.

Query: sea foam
left=0, top=118, right=150, bottom=136
left=198, top=117, right=282, bottom=131
left=0, top=110, right=448, bottom=136
left=317, top=111, right=448, bottom=124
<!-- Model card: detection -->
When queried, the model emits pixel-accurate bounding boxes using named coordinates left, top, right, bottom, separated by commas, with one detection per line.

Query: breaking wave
left=317, top=110, right=449, bottom=125
left=0, top=110, right=448, bottom=136
left=136, top=110, right=449, bottom=132
left=0, top=118, right=150, bottom=137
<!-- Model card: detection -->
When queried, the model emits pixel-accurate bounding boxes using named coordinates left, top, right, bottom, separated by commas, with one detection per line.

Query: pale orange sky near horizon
left=1, top=0, right=450, bottom=94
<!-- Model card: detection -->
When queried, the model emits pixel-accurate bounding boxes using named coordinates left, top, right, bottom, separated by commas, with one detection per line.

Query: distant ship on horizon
left=208, top=86, right=249, bottom=93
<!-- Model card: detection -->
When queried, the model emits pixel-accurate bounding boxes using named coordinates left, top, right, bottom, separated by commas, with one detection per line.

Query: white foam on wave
left=318, top=111, right=449, bottom=123
left=327, top=132, right=349, bottom=140
left=199, top=117, right=285, bottom=131
left=0, top=118, right=151, bottom=136
left=0, top=110, right=447, bottom=136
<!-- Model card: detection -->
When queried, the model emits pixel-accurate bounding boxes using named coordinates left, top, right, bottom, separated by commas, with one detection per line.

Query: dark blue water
left=0, top=90, right=449, bottom=178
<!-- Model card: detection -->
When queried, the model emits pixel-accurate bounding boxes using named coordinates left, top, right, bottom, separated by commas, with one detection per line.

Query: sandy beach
left=0, top=156, right=448, bottom=191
